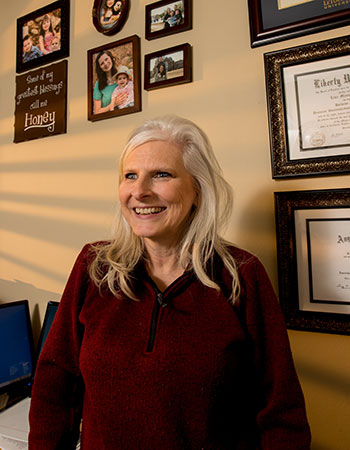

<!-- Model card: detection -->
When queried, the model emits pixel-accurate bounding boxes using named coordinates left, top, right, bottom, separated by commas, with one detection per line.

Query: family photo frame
left=144, top=43, right=192, bottom=91
left=264, top=35, right=350, bottom=179
left=92, top=0, right=129, bottom=35
left=87, top=35, right=141, bottom=122
left=16, top=0, right=70, bottom=74
left=275, top=189, right=350, bottom=335
left=248, top=0, right=350, bottom=47
left=145, top=0, right=192, bottom=40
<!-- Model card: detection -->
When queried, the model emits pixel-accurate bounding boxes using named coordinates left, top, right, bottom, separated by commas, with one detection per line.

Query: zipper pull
left=157, top=292, right=167, bottom=308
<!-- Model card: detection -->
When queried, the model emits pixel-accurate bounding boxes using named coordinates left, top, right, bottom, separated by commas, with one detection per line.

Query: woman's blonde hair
left=89, top=115, right=240, bottom=302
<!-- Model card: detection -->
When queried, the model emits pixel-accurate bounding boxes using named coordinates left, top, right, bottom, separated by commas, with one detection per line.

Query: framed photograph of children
left=16, top=0, right=70, bottom=74
left=87, top=35, right=141, bottom=122
left=144, top=43, right=192, bottom=91
left=92, top=0, right=129, bottom=36
left=145, top=0, right=192, bottom=40
left=274, top=188, right=350, bottom=335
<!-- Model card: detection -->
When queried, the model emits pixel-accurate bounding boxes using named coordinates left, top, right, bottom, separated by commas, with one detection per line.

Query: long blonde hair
left=89, top=115, right=240, bottom=302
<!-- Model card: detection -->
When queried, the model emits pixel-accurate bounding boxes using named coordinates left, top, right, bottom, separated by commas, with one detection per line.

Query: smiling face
left=117, top=73, right=128, bottom=88
left=98, top=53, right=113, bottom=73
left=42, top=16, right=51, bottom=31
left=23, top=37, right=32, bottom=53
left=119, top=140, right=197, bottom=248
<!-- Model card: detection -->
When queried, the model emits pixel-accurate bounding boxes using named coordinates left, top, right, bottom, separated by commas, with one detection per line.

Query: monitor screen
left=36, top=301, right=59, bottom=357
left=0, top=300, right=35, bottom=395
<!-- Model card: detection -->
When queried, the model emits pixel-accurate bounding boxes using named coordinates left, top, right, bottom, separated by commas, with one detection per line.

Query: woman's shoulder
left=77, top=240, right=112, bottom=263
left=224, top=244, right=267, bottom=278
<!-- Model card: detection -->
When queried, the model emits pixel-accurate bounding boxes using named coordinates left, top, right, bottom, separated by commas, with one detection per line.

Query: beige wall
left=1, top=1, right=349, bottom=448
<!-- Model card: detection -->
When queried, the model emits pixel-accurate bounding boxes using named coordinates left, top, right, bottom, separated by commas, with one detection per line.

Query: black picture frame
left=145, top=0, right=192, bottom=41
left=87, top=35, right=141, bottom=122
left=144, top=43, right=192, bottom=91
left=92, top=0, right=129, bottom=36
left=248, top=0, right=350, bottom=48
left=16, top=0, right=70, bottom=74
left=275, top=188, right=350, bottom=335
left=264, top=35, right=350, bottom=179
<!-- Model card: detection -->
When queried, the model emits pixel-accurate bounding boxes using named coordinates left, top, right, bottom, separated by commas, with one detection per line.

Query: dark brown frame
left=275, top=189, right=350, bottom=335
left=92, top=0, right=129, bottom=36
left=264, top=36, right=350, bottom=179
left=87, top=35, right=141, bottom=122
left=16, top=0, right=70, bottom=73
left=248, top=0, right=350, bottom=48
left=144, top=43, right=192, bottom=91
left=145, top=0, right=192, bottom=41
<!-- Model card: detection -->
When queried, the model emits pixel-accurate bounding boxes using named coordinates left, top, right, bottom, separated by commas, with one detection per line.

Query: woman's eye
left=125, top=173, right=137, bottom=180
left=155, top=172, right=171, bottom=178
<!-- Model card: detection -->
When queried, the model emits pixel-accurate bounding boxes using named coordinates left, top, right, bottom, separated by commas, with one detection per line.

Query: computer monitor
left=35, top=301, right=59, bottom=359
left=0, top=300, right=35, bottom=408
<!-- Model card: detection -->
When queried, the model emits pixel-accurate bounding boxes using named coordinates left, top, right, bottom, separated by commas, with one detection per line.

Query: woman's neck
left=144, top=242, right=186, bottom=291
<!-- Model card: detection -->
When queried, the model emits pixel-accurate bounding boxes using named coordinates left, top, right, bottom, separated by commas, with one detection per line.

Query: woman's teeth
left=135, top=207, right=165, bottom=215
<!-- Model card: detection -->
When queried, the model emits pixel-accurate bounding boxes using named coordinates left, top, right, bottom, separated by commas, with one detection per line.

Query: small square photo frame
left=145, top=0, right=192, bottom=41
left=16, top=0, right=70, bottom=74
left=92, top=0, right=129, bottom=36
left=144, top=43, right=192, bottom=91
left=87, top=35, right=141, bottom=122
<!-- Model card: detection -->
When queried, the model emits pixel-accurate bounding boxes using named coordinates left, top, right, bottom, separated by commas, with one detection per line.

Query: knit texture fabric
left=29, top=243, right=311, bottom=449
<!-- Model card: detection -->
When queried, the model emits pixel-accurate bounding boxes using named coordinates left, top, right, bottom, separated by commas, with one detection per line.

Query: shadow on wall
left=296, top=358, right=350, bottom=396
left=0, top=278, right=60, bottom=344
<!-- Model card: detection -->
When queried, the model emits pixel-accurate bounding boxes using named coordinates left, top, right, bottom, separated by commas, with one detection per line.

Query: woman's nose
left=132, top=177, right=152, bottom=199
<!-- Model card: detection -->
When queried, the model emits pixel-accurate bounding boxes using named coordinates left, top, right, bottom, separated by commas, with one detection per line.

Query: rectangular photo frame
left=264, top=35, right=350, bottom=179
left=144, top=43, right=192, bottom=91
left=145, top=0, right=192, bottom=40
left=16, top=0, right=70, bottom=74
left=274, top=188, right=350, bottom=335
left=248, top=0, right=350, bottom=48
left=87, top=35, right=141, bottom=122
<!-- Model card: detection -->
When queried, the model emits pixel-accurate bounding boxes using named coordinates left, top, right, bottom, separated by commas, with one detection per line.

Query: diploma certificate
left=294, top=208, right=350, bottom=314
left=283, top=55, right=350, bottom=160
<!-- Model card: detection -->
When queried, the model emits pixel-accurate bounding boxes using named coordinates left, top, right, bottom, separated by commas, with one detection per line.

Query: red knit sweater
left=29, top=243, right=311, bottom=449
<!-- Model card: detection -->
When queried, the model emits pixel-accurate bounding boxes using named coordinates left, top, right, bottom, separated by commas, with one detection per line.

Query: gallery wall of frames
left=13, top=0, right=350, bottom=334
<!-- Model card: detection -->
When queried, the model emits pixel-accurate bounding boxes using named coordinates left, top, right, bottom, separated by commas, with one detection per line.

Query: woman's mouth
left=134, top=207, right=166, bottom=215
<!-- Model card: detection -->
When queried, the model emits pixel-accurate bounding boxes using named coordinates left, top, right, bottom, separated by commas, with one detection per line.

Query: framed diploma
left=265, top=36, right=350, bottom=178
left=275, top=189, right=350, bottom=335
left=248, top=0, right=350, bottom=48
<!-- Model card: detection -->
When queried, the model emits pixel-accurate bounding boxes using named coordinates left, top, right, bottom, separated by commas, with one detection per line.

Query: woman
left=29, top=116, right=311, bottom=449
left=93, top=50, right=127, bottom=114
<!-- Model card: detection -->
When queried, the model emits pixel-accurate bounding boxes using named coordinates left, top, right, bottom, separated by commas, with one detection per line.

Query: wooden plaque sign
left=14, top=60, right=67, bottom=143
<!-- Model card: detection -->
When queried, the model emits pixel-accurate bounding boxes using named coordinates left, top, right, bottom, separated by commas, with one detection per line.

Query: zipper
left=145, top=272, right=192, bottom=353
left=146, top=291, right=167, bottom=353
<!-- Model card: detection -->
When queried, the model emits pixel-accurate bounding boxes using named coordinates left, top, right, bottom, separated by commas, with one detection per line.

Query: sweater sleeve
left=28, top=244, right=91, bottom=450
left=240, top=256, right=311, bottom=450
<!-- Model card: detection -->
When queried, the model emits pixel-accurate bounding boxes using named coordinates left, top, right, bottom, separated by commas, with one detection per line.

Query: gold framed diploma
left=275, top=188, right=350, bottom=335
left=265, top=35, right=350, bottom=178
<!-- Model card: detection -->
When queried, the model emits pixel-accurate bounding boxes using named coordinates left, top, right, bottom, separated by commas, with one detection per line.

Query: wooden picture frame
left=145, top=0, right=192, bottom=41
left=92, top=0, right=129, bottom=36
left=87, top=35, right=141, bottom=122
left=16, top=0, right=70, bottom=74
left=248, top=0, right=350, bottom=48
left=264, top=36, right=350, bottom=179
left=144, top=43, right=192, bottom=91
left=275, top=188, right=350, bottom=335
